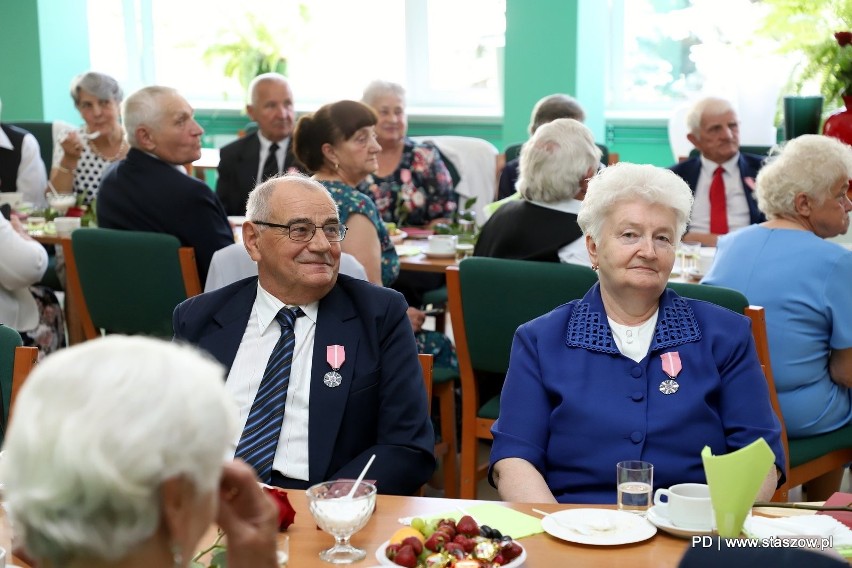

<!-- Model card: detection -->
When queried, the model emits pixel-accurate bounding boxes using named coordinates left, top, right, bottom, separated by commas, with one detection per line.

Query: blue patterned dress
left=318, top=180, right=400, bottom=287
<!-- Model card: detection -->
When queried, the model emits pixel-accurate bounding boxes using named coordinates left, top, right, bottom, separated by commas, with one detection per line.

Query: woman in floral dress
left=359, top=80, right=457, bottom=226
left=293, top=100, right=457, bottom=371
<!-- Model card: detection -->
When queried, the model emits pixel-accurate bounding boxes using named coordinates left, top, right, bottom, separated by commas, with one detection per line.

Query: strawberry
left=393, top=544, right=417, bottom=568
left=445, top=542, right=466, bottom=558
left=385, top=543, right=400, bottom=559
left=401, top=536, right=423, bottom=556
left=456, top=514, right=480, bottom=537
left=424, top=531, right=447, bottom=552
left=493, top=553, right=505, bottom=565
left=501, top=541, right=523, bottom=562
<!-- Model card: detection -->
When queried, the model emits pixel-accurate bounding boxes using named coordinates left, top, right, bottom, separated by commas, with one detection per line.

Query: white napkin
left=744, top=514, right=852, bottom=550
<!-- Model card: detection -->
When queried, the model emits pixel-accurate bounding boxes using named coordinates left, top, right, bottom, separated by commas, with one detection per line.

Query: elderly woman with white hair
left=703, top=134, right=852, bottom=499
left=359, top=80, right=456, bottom=227
left=1, top=336, right=280, bottom=568
left=473, top=118, right=601, bottom=263
left=488, top=162, right=785, bottom=504
left=49, top=71, right=128, bottom=206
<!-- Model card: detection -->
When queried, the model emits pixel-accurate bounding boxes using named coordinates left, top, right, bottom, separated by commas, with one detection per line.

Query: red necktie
left=709, top=166, right=729, bottom=234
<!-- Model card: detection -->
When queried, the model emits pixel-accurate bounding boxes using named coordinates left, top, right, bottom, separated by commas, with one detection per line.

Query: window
left=87, top=0, right=505, bottom=115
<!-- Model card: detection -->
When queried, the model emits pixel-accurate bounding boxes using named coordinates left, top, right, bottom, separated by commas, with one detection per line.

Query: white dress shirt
left=256, top=133, right=290, bottom=183
left=226, top=284, right=317, bottom=480
left=0, top=127, right=47, bottom=208
left=0, top=215, right=48, bottom=331
left=690, top=154, right=751, bottom=233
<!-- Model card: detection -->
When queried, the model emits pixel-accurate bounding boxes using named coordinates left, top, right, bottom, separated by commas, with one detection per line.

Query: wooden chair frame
left=744, top=306, right=852, bottom=501
left=10, top=345, right=38, bottom=425
left=62, top=237, right=202, bottom=341
left=417, top=353, right=458, bottom=498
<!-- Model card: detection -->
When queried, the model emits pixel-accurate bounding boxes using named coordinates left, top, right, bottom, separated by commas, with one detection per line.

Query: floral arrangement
left=191, top=485, right=295, bottom=568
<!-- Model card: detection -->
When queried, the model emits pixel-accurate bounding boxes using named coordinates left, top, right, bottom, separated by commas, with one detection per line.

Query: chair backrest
left=687, top=146, right=772, bottom=160
left=69, top=228, right=202, bottom=338
left=504, top=141, right=610, bottom=166
left=448, top=257, right=598, bottom=374
left=666, top=281, right=749, bottom=314
left=418, top=353, right=434, bottom=401
left=7, top=121, right=53, bottom=173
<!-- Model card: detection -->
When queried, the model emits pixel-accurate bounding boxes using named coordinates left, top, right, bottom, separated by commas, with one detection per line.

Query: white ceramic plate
left=390, top=230, right=408, bottom=244
left=423, top=251, right=456, bottom=259
left=541, top=508, right=657, bottom=546
left=646, top=506, right=714, bottom=539
left=374, top=539, right=527, bottom=567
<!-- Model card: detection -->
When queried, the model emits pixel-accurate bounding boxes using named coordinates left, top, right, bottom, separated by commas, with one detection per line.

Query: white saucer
left=646, top=505, right=714, bottom=539
left=423, top=250, right=456, bottom=259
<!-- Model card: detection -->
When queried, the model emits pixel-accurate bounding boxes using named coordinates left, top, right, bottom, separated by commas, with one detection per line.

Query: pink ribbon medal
left=659, top=351, right=682, bottom=395
left=324, top=345, right=345, bottom=388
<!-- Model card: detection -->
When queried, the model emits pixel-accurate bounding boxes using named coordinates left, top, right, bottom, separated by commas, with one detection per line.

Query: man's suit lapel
left=684, top=158, right=701, bottom=194
left=737, top=154, right=762, bottom=223
left=197, top=280, right=256, bottom=372
left=308, top=283, right=360, bottom=481
left=237, top=134, right=261, bottom=193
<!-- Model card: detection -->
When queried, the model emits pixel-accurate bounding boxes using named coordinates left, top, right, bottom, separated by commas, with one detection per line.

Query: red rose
left=263, top=486, right=296, bottom=531
left=836, top=31, right=852, bottom=47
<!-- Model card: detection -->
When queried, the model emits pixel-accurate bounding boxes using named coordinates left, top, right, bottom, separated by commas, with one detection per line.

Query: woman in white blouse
left=0, top=214, right=64, bottom=357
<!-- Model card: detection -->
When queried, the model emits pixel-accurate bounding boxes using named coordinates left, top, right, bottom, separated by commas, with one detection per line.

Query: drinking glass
left=677, top=241, right=701, bottom=277
left=47, top=194, right=76, bottom=216
left=306, top=480, right=377, bottom=564
left=616, top=460, right=653, bottom=513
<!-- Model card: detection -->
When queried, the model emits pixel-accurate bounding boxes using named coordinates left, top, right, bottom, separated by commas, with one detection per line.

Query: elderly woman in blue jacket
left=489, top=162, right=785, bottom=504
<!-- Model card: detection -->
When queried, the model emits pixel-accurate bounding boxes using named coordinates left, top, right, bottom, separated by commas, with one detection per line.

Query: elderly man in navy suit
left=216, top=74, right=306, bottom=216
left=670, top=97, right=766, bottom=246
left=173, top=174, right=435, bottom=495
left=97, top=86, right=234, bottom=282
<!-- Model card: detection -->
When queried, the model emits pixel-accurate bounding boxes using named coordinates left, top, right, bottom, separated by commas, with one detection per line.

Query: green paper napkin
left=422, top=503, right=544, bottom=539
left=395, top=245, right=422, bottom=257
left=702, top=438, right=775, bottom=538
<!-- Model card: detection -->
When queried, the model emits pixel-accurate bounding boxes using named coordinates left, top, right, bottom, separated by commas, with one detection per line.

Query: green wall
left=1, top=0, right=676, bottom=168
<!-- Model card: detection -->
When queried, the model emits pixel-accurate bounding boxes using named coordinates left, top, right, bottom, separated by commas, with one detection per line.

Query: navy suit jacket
left=215, top=133, right=304, bottom=216
left=97, top=148, right=234, bottom=283
left=172, top=275, right=436, bottom=495
left=669, top=152, right=766, bottom=226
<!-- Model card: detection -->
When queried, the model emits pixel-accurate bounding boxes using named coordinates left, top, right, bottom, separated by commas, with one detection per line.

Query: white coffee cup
left=54, top=216, right=81, bottom=238
left=427, top=234, right=457, bottom=254
left=653, top=483, right=714, bottom=530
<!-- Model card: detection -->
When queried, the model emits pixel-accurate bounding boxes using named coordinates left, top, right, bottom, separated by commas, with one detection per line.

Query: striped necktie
left=235, top=306, right=304, bottom=482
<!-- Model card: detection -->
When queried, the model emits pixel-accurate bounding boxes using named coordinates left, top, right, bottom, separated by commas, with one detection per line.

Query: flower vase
left=822, top=96, right=852, bottom=146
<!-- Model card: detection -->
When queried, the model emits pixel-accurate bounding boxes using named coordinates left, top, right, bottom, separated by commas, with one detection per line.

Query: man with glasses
left=173, top=174, right=435, bottom=495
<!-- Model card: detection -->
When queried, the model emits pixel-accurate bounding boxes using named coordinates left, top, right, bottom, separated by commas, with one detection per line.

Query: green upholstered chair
left=0, top=324, right=37, bottom=444
left=667, top=281, right=749, bottom=313
left=447, top=257, right=599, bottom=498
left=504, top=141, right=610, bottom=167
left=64, top=228, right=203, bottom=340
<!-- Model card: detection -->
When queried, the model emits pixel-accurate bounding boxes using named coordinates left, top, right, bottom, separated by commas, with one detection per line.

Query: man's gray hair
left=246, top=172, right=338, bottom=220
left=517, top=118, right=601, bottom=203
left=122, top=86, right=177, bottom=148
left=2, top=336, right=236, bottom=565
left=529, top=94, right=586, bottom=134
left=70, top=72, right=123, bottom=106
left=685, top=97, right=736, bottom=137
left=578, top=162, right=694, bottom=244
left=757, top=134, right=852, bottom=218
left=248, top=72, right=290, bottom=106
left=362, top=80, right=406, bottom=107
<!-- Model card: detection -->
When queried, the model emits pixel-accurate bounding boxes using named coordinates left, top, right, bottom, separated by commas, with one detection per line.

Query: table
left=398, top=239, right=460, bottom=274
left=190, top=147, right=221, bottom=182
left=231, top=494, right=690, bottom=567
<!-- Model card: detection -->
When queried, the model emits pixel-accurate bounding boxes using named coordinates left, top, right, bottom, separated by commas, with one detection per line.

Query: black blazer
left=669, top=152, right=766, bottom=226
left=215, top=134, right=304, bottom=215
left=172, top=275, right=436, bottom=495
left=97, top=148, right=234, bottom=282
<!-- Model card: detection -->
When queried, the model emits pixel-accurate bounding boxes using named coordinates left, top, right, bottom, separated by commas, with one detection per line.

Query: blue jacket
left=173, top=275, right=436, bottom=495
left=490, top=283, right=785, bottom=503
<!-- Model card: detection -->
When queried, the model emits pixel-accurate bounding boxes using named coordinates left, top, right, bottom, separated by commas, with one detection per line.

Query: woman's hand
left=407, top=306, right=426, bottom=332
left=217, top=460, right=280, bottom=568
left=60, top=131, right=84, bottom=162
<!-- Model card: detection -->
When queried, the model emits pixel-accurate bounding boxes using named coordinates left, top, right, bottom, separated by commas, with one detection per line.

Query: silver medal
left=323, top=371, right=342, bottom=388
left=659, top=379, right=679, bottom=395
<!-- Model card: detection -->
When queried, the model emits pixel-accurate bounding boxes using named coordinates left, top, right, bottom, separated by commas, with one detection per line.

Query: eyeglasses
left=252, top=221, right=348, bottom=242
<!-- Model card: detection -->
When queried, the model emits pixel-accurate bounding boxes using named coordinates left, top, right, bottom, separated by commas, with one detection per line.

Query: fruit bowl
left=375, top=540, right=526, bottom=567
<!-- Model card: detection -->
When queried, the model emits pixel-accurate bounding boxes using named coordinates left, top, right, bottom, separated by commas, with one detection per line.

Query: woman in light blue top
left=703, top=134, right=852, bottom=499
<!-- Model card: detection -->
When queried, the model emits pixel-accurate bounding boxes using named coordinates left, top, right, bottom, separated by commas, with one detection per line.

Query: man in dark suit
left=216, top=74, right=305, bottom=215
left=173, top=175, right=435, bottom=495
left=670, top=97, right=766, bottom=246
left=97, top=86, right=234, bottom=283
